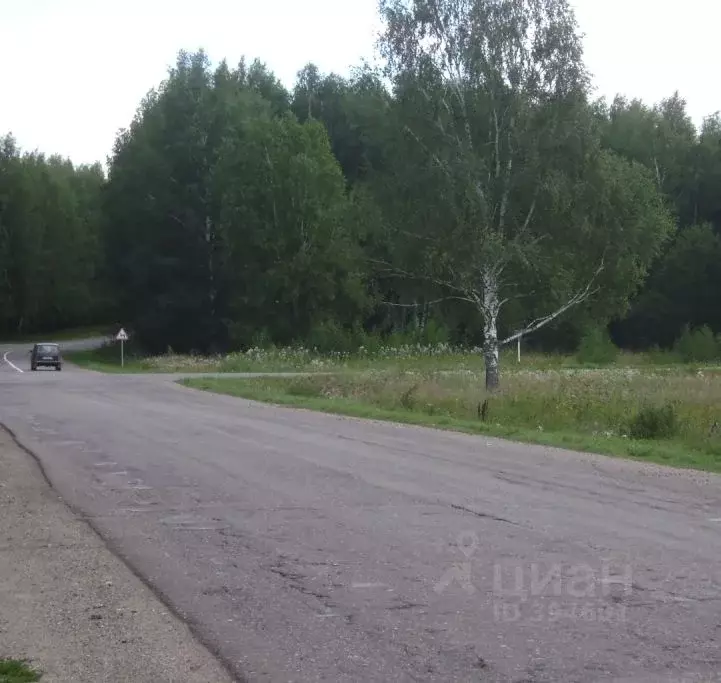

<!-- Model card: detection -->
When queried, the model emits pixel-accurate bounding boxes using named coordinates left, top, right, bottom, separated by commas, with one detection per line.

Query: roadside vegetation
left=70, top=341, right=721, bottom=374
left=0, top=660, right=41, bottom=683
left=183, top=363, right=721, bottom=473
left=68, top=324, right=721, bottom=374
left=169, top=326, right=721, bottom=473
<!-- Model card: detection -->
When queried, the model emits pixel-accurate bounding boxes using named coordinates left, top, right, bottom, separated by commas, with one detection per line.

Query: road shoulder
left=0, top=426, right=235, bottom=683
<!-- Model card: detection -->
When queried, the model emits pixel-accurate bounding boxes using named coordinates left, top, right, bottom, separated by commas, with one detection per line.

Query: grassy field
left=64, top=344, right=140, bottom=373
left=66, top=341, right=707, bottom=374
left=0, top=660, right=41, bottom=683
left=181, top=365, right=721, bottom=473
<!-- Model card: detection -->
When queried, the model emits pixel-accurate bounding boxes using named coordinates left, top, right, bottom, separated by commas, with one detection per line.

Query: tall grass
left=184, top=367, right=721, bottom=470
left=68, top=340, right=717, bottom=374
left=282, top=368, right=721, bottom=442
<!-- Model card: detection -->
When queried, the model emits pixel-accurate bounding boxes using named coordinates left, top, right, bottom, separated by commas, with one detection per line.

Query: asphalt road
left=2, top=341, right=721, bottom=682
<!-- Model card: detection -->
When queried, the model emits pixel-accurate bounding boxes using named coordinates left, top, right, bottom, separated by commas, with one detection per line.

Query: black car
left=30, top=343, right=62, bottom=371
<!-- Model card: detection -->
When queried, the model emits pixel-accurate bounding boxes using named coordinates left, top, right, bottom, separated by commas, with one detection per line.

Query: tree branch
left=404, top=125, right=453, bottom=180
left=494, top=108, right=501, bottom=180
left=168, top=212, right=185, bottom=227
left=653, top=157, right=664, bottom=191
left=499, top=258, right=605, bottom=346
left=498, top=115, right=514, bottom=233
left=381, top=295, right=473, bottom=308
left=520, top=196, right=537, bottom=234
left=369, top=258, right=476, bottom=302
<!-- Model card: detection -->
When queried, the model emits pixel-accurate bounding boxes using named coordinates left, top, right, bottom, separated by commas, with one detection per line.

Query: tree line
left=0, top=135, right=109, bottom=336
left=1, top=0, right=719, bottom=384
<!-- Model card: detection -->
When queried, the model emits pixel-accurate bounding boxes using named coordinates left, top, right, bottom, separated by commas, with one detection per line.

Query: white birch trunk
left=481, top=268, right=501, bottom=391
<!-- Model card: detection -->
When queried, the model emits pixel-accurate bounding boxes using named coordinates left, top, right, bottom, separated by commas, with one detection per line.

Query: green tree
left=602, top=96, right=721, bottom=350
left=236, top=57, right=290, bottom=116
left=619, top=224, right=721, bottom=348
left=104, top=49, right=367, bottom=353
left=105, top=50, right=272, bottom=352
left=694, top=113, right=721, bottom=231
left=376, top=0, right=672, bottom=388
left=216, top=114, right=368, bottom=346
left=0, top=135, right=106, bottom=336
left=599, top=92, right=697, bottom=226
left=292, top=64, right=391, bottom=185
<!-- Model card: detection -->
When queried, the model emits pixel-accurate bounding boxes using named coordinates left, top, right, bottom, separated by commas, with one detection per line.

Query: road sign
left=116, top=327, right=129, bottom=367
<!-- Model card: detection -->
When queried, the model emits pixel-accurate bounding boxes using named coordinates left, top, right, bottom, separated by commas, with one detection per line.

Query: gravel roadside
left=0, top=426, right=236, bottom=683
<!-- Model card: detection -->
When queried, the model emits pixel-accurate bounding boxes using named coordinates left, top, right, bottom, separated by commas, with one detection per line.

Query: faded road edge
left=0, top=422, right=244, bottom=683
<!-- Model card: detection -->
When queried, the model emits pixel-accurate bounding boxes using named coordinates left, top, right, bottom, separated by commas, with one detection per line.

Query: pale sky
left=1, top=0, right=719, bottom=167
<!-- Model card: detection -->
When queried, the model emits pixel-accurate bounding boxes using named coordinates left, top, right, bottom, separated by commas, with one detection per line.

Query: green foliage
left=418, top=319, right=450, bottom=346
left=618, top=224, right=721, bottom=349
left=292, top=64, right=390, bottom=184
left=399, top=383, right=419, bottom=409
left=383, top=318, right=451, bottom=348
left=576, top=326, right=619, bottom=365
left=0, top=134, right=108, bottom=337
left=673, top=324, right=720, bottom=363
left=606, top=96, right=721, bottom=349
left=306, top=320, right=359, bottom=353
left=217, top=113, right=368, bottom=349
left=103, top=50, right=245, bottom=354
left=103, top=51, right=367, bottom=354
left=644, top=345, right=681, bottom=366
left=628, top=403, right=680, bottom=440
left=373, top=0, right=673, bottom=389
left=0, top=659, right=41, bottom=683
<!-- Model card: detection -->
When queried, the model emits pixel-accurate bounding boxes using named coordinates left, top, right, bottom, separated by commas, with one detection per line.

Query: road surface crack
left=387, top=599, right=426, bottom=611
left=269, top=562, right=335, bottom=604
left=450, top=503, right=518, bottom=526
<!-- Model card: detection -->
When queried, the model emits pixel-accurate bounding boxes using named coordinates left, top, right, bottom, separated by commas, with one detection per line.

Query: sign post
left=116, top=327, right=129, bottom=367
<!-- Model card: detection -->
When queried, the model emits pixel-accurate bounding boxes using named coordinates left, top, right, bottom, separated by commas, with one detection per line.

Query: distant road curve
left=1, top=336, right=110, bottom=374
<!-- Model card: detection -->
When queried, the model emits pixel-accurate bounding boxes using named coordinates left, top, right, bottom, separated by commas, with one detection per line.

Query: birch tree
left=377, top=0, right=607, bottom=389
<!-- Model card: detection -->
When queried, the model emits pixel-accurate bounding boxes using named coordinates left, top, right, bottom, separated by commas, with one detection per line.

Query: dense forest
left=1, top=0, right=720, bottom=377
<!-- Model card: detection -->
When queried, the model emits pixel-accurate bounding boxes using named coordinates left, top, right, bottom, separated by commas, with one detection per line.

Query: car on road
left=30, top=343, right=62, bottom=371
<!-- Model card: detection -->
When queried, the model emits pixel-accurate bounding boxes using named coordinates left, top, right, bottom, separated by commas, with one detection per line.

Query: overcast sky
left=2, top=0, right=718, bottom=167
